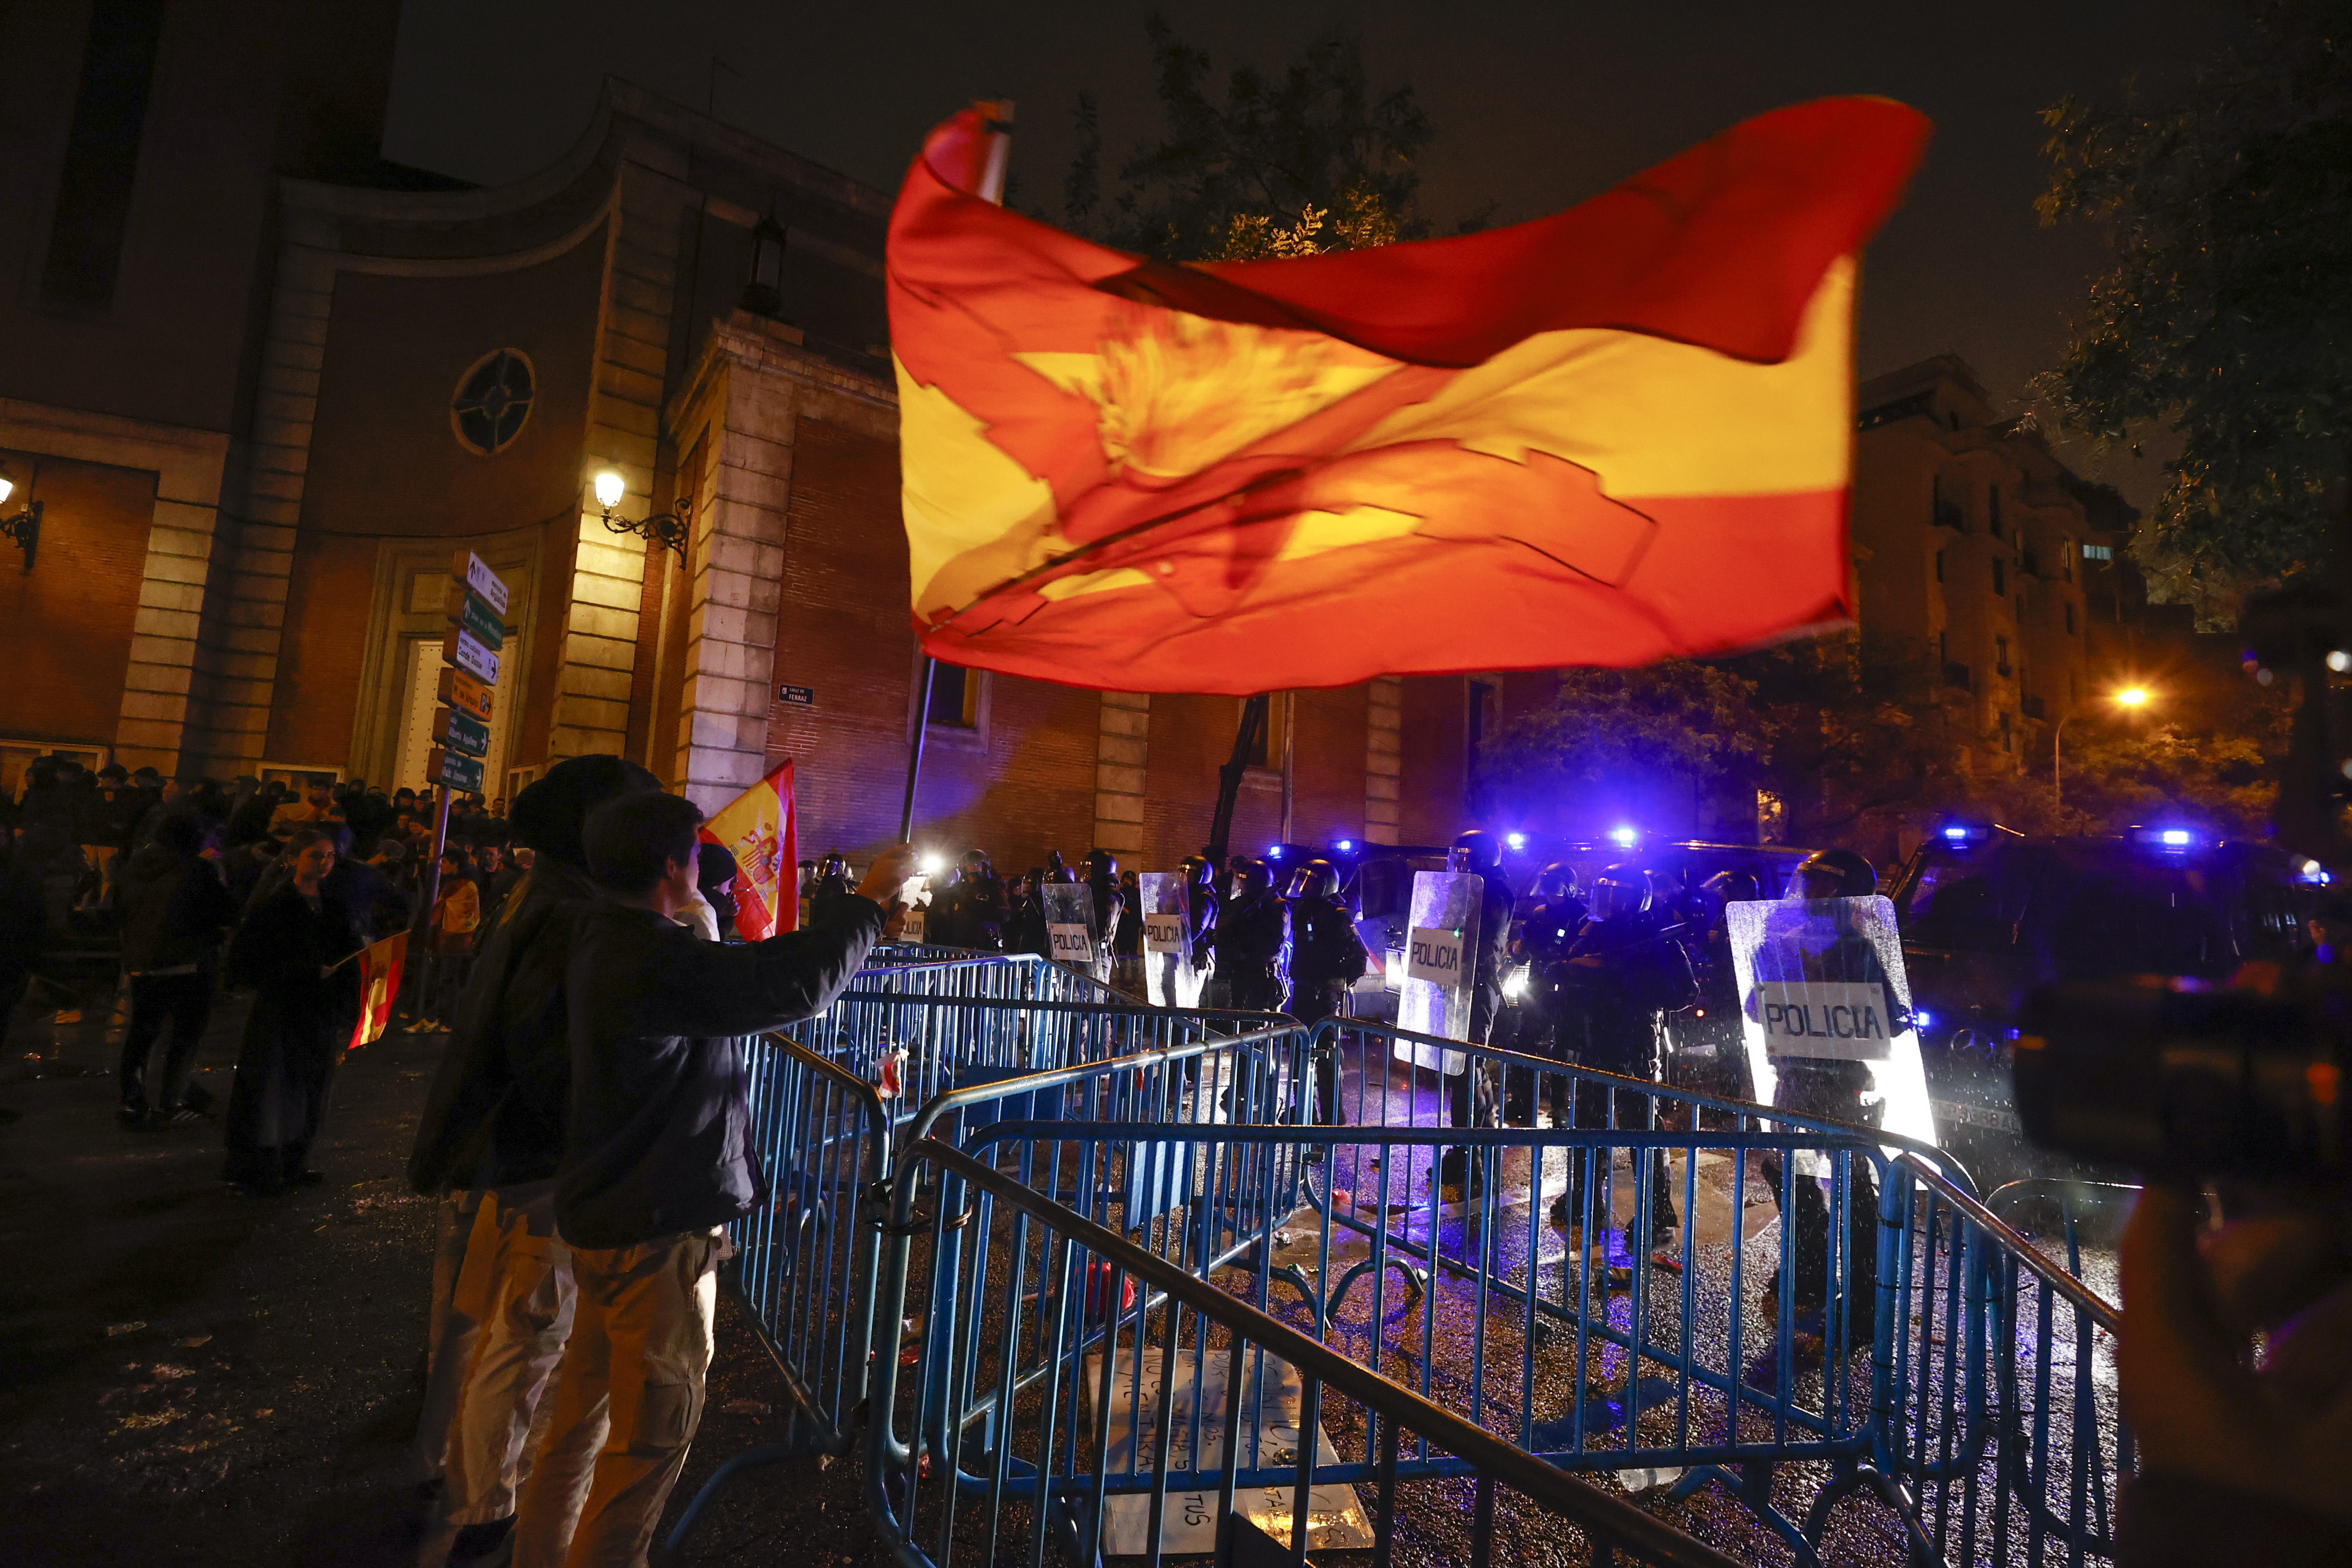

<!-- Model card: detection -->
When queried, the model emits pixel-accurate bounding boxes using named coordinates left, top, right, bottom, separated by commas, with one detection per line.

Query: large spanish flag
left=888, top=99, right=1928, bottom=693
left=699, top=760, right=799, bottom=939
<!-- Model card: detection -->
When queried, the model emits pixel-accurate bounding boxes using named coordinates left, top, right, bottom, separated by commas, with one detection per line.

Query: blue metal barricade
left=869, top=1133, right=1745, bottom=1568
left=857, top=1014, right=2126, bottom=1566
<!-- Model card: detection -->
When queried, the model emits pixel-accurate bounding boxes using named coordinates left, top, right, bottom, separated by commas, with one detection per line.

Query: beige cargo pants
left=511, top=1227, right=726, bottom=1568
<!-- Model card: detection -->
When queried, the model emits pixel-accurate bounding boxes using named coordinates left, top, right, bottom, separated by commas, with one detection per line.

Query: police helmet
left=1702, top=868, right=1761, bottom=905
left=1588, top=863, right=1651, bottom=922
left=1532, top=861, right=1580, bottom=900
left=1284, top=857, right=1339, bottom=901
left=1449, top=829, right=1501, bottom=874
left=1795, top=848, right=1877, bottom=899
left=1084, top=847, right=1118, bottom=883
left=1180, top=853, right=1213, bottom=888
left=1233, top=858, right=1272, bottom=897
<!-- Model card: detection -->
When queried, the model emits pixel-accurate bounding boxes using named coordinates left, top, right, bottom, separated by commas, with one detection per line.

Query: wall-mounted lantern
left=739, top=214, right=788, bottom=319
left=0, top=463, right=40, bottom=573
left=591, top=469, right=689, bottom=562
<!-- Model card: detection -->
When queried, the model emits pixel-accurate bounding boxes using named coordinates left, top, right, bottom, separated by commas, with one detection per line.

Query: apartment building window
left=2083, top=542, right=2114, bottom=562
left=1992, top=558, right=2006, bottom=596
left=1995, top=635, right=2011, bottom=676
left=926, top=662, right=980, bottom=728
left=2065, top=602, right=2076, bottom=635
left=1988, top=484, right=2003, bottom=538
left=1932, top=474, right=1964, bottom=532
left=1934, top=549, right=1945, bottom=583
left=2061, top=535, right=2076, bottom=582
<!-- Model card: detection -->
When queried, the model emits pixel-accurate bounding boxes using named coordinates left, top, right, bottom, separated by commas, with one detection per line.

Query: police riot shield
left=1393, top=870, right=1481, bottom=1074
left=1041, top=882, right=1109, bottom=985
left=1137, top=873, right=1200, bottom=1008
left=1725, top=895, right=1937, bottom=1152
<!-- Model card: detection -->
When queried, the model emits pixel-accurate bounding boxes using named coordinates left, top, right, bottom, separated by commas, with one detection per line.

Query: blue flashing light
left=2161, top=828, right=2193, bottom=846
left=2300, top=858, right=2332, bottom=886
left=1608, top=825, right=1640, bottom=849
left=1335, top=839, right=1353, bottom=852
left=1915, top=1010, right=1935, bottom=1030
left=1943, top=826, right=1968, bottom=840
left=1939, top=822, right=1992, bottom=848
left=1505, top=831, right=1527, bottom=851
left=1267, top=845, right=1284, bottom=859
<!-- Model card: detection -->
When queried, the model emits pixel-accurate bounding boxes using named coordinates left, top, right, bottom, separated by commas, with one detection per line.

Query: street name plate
left=438, top=666, right=494, bottom=721
left=443, top=625, right=499, bottom=685
left=449, top=588, right=505, bottom=651
left=429, top=747, right=485, bottom=792
left=777, top=683, right=815, bottom=706
left=433, top=706, right=491, bottom=759
left=454, top=549, right=510, bottom=617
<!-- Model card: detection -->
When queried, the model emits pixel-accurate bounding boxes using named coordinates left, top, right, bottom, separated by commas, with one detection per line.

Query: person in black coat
left=1285, top=858, right=1372, bottom=1124
left=0, top=821, right=47, bottom=1057
left=1546, top=864, right=1697, bottom=1251
left=115, top=815, right=238, bottom=1126
left=221, top=827, right=362, bottom=1195
left=1209, top=858, right=1289, bottom=1011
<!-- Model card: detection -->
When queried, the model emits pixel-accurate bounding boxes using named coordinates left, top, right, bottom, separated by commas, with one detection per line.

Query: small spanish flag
left=348, top=931, right=407, bottom=1052
left=700, top=760, right=799, bottom=940
left=888, top=98, right=1928, bottom=692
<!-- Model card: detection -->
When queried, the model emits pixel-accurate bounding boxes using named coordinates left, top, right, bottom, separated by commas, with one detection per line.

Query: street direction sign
left=443, top=625, right=499, bottom=685
left=433, top=706, right=491, bottom=759
left=429, top=747, right=485, bottom=792
left=455, top=549, right=509, bottom=617
left=450, top=587, right=505, bottom=651
left=438, top=666, right=493, bottom=722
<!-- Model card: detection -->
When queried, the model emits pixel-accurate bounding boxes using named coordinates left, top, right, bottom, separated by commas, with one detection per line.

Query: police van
left=1890, top=823, right=2322, bottom=1186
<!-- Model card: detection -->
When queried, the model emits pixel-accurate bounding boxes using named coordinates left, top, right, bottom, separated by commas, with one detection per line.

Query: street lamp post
left=2055, top=685, right=2150, bottom=811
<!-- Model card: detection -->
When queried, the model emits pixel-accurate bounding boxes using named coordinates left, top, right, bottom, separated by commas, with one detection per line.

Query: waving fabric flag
left=699, top=760, right=799, bottom=939
left=888, top=98, right=1929, bottom=694
left=346, top=931, right=407, bottom=1052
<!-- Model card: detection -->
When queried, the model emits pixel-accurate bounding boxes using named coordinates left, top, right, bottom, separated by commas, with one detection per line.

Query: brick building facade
left=1, top=6, right=1476, bottom=868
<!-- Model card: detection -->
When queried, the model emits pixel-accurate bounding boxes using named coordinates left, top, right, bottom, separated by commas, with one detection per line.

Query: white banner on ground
left=1137, top=873, right=1200, bottom=1008
left=1394, top=870, right=1481, bottom=1075
left=1041, top=881, right=1106, bottom=983
left=1087, top=1348, right=1374, bottom=1557
left=1726, top=894, right=1937, bottom=1151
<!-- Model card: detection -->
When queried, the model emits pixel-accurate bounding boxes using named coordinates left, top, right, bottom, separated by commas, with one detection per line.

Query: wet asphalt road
left=0, top=998, right=871, bottom=1568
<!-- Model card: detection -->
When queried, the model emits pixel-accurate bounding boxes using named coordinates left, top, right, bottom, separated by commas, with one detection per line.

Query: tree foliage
left=1064, top=16, right=1434, bottom=261
left=2035, top=1, right=2352, bottom=600
left=1479, top=663, right=1770, bottom=809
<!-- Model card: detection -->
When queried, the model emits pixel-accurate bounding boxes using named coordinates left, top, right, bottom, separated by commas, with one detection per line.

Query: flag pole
left=897, top=99, right=1013, bottom=848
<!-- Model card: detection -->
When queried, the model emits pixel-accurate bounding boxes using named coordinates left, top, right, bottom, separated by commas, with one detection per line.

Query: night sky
left=383, top=1, right=2234, bottom=506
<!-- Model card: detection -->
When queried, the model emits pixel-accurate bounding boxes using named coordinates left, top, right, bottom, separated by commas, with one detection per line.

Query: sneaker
left=116, top=1103, right=148, bottom=1127
left=160, top=1107, right=201, bottom=1127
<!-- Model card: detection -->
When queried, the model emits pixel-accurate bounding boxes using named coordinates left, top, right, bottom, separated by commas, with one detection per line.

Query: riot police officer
left=1285, top=858, right=1372, bottom=1124
left=1208, top=857, right=1289, bottom=1012
left=1439, top=829, right=1514, bottom=1189
left=810, top=850, right=855, bottom=927
left=1754, top=848, right=1896, bottom=1317
left=1180, top=853, right=1219, bottom=983
left=1511, top=862, right=1588, bottom=1125
left=1547, top=864, right=1695, bottom=1256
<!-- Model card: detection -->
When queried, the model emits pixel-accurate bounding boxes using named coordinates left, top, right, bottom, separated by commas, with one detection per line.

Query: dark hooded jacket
left=555, top=892, right=886, bottom=1248
left=406, top=858, right=600, bottom=1194
left=117, top=842, right=237, bottom=973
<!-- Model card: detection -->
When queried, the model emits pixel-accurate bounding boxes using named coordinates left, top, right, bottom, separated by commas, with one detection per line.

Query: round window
left=450, top=349, right=536, bottom=456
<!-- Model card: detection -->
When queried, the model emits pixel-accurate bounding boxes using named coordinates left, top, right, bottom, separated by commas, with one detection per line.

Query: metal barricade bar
left=869, top=1133, right=1745, bottom=1568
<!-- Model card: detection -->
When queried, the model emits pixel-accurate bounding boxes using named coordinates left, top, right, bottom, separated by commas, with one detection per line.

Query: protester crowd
left=0, top=755, right=524, bottom=1183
